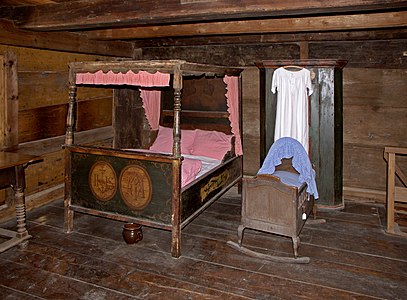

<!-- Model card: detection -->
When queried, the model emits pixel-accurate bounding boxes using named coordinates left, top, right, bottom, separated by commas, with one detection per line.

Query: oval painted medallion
left=119, top=165, right=152, bottom=210
left=89, top=161, right=117, bottom=201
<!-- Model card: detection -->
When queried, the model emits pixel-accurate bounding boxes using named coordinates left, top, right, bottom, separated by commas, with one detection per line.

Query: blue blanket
left=258, top=137, right=319, bottom=199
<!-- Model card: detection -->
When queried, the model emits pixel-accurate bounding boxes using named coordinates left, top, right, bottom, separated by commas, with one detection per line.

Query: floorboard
left=1, top=188, right=406, bottom=299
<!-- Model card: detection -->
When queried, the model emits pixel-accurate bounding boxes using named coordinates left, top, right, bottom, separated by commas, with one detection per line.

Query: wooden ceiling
left=1, top=0, right=407, bottom=56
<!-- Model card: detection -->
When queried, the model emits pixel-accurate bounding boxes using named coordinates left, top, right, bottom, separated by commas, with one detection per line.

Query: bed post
left=171, top=66, right=182, bottom=257
left=64, top=68, right=76, bottom=233
left=65, top=83, right=76, bottom=146
left=172, top=66, right=182, bottom=158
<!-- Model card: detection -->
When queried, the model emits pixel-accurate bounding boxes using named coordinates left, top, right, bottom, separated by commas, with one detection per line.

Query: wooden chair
left=384, top=147, right=407, bottom=237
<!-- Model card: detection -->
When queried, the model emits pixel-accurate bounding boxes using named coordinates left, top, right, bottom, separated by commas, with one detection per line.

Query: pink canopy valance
left=224, top=76, right=243, bottom=156
left=140, top=89, right=161, bottom=130
left=76, top=70, right=170, bottom=87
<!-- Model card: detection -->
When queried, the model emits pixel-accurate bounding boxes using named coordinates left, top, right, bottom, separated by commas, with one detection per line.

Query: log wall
left=0, top=37, right=406, bottom=224
left=343, top=68, right=407, bottom=201
left=0, top=44, right=113, bottom=222
left=142, top=41, right=407, bottom=203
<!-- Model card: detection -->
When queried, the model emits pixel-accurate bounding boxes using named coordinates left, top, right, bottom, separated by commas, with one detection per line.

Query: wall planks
left=18, top=97, right=113, bottom=143
left=0, top=20, right=133, bottom=57
left=141, top=44, right=407, bottom=203
left=342, top=68, right=407, bottom=201
left=0, top=44, right=113, bottom=221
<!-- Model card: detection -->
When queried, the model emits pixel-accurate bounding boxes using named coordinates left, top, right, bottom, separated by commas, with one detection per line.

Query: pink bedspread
left=123, top=149, right=202, bottom=187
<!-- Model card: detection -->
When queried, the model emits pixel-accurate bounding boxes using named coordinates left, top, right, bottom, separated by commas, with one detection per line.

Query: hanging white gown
left=271, top=67, right=313, bottom=153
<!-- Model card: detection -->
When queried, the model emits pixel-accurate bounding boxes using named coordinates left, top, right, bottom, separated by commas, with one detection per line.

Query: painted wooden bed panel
left=66, top=145, right=242, bottom=230
left=67, top=146, right=177, bottom=225
left=180, top=156, right=242, bottom=224
left=70, top=152, right=173, bottom=224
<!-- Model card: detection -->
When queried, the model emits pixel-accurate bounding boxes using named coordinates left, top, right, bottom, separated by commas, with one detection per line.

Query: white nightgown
left=271, top=67, right=313, bottom=153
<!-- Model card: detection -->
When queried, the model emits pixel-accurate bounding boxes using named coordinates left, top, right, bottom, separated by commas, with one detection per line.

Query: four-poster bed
left=64, top=60, right=243, bottom=257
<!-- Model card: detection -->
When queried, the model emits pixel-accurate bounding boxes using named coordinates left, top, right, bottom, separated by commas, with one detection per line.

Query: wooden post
left=171, top=158, right=181, bottom=258
left=299, top=41, right=309, bottom=60
left=171, top=65, right=182, bottom=258
left=65, top=84, right=77, bottom=145
left=64, top=148, right=74, bottom=233
left=172, top=66, right=182, bottom=158
left=0, top=51, right=18, bottom=151
left=13, top=165, right=29, bottom=243
left=64, top=70, right=76, bottom=233
left=386, top=152, right=396, bottom=234
left=0, top=52, right=18, bottom=207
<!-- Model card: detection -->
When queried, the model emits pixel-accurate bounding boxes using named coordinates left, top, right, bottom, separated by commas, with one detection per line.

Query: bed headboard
left=160, top=76, right=232, bottom=134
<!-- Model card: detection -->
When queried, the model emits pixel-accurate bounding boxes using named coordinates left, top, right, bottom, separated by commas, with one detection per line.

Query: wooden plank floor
left=1, top=188, right=406, bottom=299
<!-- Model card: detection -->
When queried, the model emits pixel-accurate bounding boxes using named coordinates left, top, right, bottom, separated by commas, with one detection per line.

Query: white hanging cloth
left=271, top=67, right=313, bottom=153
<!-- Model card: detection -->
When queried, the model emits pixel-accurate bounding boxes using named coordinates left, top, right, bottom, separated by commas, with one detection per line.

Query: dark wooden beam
left=9, top=0, right=407, bottom=31
left=85, top=12, right=407, bottom=40
left=131, top=29, right=407, bottom=47
left=140, top=40, right=407, bottom=69
left=0, top=20, right=134, bottom=57
left=0, top=6, right=13, bottom=19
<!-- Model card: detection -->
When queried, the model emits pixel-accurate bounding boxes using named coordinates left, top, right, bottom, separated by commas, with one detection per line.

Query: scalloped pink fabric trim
left=76, top=70, right=170, bottom=87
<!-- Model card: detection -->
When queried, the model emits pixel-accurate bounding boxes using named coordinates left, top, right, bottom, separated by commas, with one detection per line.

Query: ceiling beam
left=9, top=0, right=407, bottom=31
left=85, top=12, right=407, bottom=40
left=0, top=20, right=134, bottom=57
left=131, top=29, right=407, bottom=47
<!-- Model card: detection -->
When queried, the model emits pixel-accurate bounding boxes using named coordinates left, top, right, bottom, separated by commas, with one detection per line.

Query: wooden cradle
left=64, top=60, right=243, bottom=257
left=238, top=159, right=314, bottom=262
left=228, top=138, right=320, bottom=263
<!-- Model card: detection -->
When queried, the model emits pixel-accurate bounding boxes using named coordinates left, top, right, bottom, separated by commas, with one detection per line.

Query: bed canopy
left=67, top=60, right=242, bottom=155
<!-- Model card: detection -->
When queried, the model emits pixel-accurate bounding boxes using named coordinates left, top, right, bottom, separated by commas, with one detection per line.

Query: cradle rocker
left=229, top=137, right=321, bottom=264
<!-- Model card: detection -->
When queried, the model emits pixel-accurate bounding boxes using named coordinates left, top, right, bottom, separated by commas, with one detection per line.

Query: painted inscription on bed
left=89, top=161, right=117, bottom=201
left=71, top=152, right=173, bottom=223
left=119, top=165, right=152, bottom=210
left=200, top=170, right=229, bottom=203
left=89, top=162, right=152, bottom=209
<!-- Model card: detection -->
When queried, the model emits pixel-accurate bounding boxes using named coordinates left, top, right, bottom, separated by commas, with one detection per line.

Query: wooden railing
left=384, top=147, right=407, bottom=236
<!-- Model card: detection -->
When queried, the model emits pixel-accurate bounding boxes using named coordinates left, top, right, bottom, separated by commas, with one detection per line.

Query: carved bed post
left=172, top=66, right=182, bottom=158
left=64, top=70, right=76, bottom=233
left=171, top=66, right=182, bottom=258
left=65, top=83, right=77, bottom=146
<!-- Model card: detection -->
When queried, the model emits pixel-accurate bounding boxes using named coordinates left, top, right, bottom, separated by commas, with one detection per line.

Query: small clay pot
left=122, top=223, right=143, bottom=244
